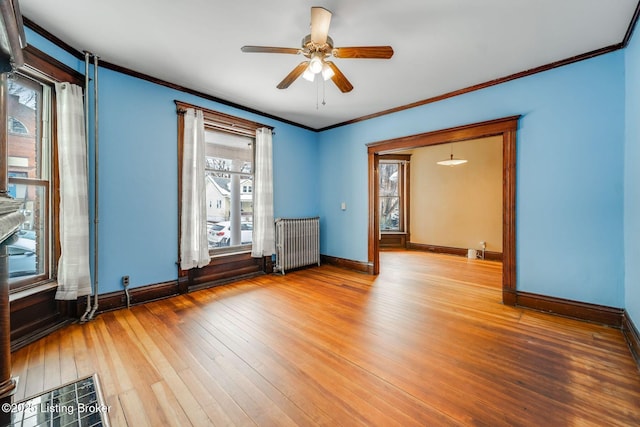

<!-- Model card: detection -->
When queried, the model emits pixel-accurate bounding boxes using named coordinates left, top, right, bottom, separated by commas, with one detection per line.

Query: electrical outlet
left=122, top=275, right=130, bottom=287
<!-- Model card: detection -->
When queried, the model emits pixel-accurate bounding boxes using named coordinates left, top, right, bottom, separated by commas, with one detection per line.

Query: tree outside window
left=379, top=156, right=409, bottom=234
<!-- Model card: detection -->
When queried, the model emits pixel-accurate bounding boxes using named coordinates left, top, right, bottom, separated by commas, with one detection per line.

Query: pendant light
left=436, top=144, right=467, bottom=166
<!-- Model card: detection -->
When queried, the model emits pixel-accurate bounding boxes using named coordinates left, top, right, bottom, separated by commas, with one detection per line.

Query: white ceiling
left=19, top=0, right=639, bottom=130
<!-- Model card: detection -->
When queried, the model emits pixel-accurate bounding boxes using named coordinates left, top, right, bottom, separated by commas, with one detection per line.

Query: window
left=3, top=44, right=84, bottom=292
left=6, top=73, right=53, bottom=290
left=176, top=100, right=271, bottom=259
left=379, top=157, right=409, bottom=232
left=205, top=129, right=254, bottom=249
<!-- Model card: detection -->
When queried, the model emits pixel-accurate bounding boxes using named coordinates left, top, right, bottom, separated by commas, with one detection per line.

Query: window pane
left=205, top=172, right=254, bottom=249
left=205, top=129, right=254, bottom=251
left=7, top=74, right=51, bottom=290
left=205, top=130, right=253, bottom=174
left=380, top=197, right=400, bottom=231
left=8, top=76, right=45, bottom=180
left=379, top=163, right=398, bottom=197
left=8, top=184, right=47, bottom=282
left=379, top=162, right=402, bottom=231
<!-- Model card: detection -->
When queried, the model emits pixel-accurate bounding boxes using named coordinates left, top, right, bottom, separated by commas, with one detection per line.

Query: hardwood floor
left=10, top=251, right=640, bottom=426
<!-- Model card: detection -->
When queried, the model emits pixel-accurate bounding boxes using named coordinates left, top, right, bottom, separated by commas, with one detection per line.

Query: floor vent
left=6, top=374, right=109, bottom=426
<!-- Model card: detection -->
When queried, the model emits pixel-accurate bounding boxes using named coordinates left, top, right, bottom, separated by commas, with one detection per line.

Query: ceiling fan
left=241, top=6, right=393, bottom=93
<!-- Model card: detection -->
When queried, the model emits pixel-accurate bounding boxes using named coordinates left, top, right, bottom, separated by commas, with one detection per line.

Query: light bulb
left=321, top=63, right=334, bottom=80
left=309, top=52, right=323, bottom=74
left=302, top=67, right=315, bottom=82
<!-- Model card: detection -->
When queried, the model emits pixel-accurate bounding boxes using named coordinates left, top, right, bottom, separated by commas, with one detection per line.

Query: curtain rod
left=205, top=120, right=261, bottom=137
left=175, top=100, right=275, bottom=135
left=176, top=107, right=276, bottom=137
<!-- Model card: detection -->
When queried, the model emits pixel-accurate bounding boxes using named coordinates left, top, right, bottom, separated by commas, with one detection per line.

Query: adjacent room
left=1, top=0, right=640, bottom=425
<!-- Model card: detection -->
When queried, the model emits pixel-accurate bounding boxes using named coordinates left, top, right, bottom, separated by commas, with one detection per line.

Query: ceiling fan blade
left=325, top=61, right=353, bottom=93
left=310, top=7, right=332, bottom=45
left=277, top=61, right=309, bottom=89
left=241, top=46, right=301, bottom=54
left=332, top=46, right=394, bottom=59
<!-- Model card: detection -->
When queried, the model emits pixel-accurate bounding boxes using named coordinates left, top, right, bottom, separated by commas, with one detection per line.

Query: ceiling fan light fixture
left=302, top=67, right=316, bottom=82
left=309, top=52, right=323, bottom=74
left=321, top=63, right=334, bottom=80
left=241, top=7, right=392, bottom=93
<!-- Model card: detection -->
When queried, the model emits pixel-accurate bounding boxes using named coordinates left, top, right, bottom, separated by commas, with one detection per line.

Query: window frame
left=175, top=100, right=272, bottom=263
left=7, top=73, right=50, bottom=289
left=378, top=154, right=411, bottom=234
left=2, top=45, right=84, bottom=293
left=204, top=128, right=255, bottom=253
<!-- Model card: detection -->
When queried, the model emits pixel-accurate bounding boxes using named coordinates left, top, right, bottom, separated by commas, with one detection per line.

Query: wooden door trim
left=367, top=115, right=520, bottom=303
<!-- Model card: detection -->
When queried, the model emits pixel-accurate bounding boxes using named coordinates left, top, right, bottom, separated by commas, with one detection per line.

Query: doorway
left=367, top=116, right=519, bottom=305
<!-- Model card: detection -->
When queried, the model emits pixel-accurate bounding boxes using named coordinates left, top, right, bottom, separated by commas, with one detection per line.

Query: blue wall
left=26, top=29, right=320, bottom=295
left=625, top=27, right=640, bottom=324
left=97, top=71, right=319, bottom=293
left=318, top=52, right=626, bottom=307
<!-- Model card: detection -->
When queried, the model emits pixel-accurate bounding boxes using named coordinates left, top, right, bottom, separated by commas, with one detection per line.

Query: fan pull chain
left=314, top=75, right=327, bottom=109
left=322, top=79, right=326, bottom=106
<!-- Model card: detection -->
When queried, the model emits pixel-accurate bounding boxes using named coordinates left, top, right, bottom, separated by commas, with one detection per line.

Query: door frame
left=366, top=116, right=520, bottom=305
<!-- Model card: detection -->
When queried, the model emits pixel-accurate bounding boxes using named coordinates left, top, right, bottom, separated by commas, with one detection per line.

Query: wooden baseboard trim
left=181, top=253, right=266, bottom=289
left=11, top=319, right=73, bottom=352
left=515, top=291, right=624, bottom=328
left=78, top=280, right=181, bottom=314
left=502, top=288, right=517, bottom=306
left=189, top=271, right=265, bottom=292
left=622, top=311, right=640, bottom=370
left=78, top=268, right=270, bottom=315
left=321, top=255, right=374, bottom=274
left=407, top=242, right=503, bottom=261
left=10, top=287, right=73, bottom=351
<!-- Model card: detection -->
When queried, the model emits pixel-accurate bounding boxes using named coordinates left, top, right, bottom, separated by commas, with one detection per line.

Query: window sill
left=209, top=244, right=252, bottom=259
left=210, top=248, right=252, bottom=259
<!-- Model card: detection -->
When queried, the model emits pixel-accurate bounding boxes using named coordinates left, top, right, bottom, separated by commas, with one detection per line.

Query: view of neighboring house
left=240, top=177, right=253, bottom=221
left=205, top=175, right=253, bottom=223
left=206, top=174, right=253, bottom=222
left=206, top=175, right=229, bottom=223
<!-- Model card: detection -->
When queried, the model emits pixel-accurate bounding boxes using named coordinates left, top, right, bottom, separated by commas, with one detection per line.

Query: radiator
left=274, top=217, right=320, bottom=274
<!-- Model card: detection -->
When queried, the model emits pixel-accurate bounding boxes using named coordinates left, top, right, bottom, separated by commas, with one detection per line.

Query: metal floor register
left=5, top=374, right=109, bottom=427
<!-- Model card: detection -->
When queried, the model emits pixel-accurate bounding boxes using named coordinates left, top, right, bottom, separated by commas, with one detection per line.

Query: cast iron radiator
left=274, top=217, right=320, bottom=274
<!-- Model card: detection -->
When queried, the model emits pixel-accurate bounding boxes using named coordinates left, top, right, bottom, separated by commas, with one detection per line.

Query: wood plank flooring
left=10, top=251, right=640, bottom=426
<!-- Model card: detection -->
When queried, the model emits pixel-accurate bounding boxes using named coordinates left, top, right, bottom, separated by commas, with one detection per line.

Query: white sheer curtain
left=252, top=127, right=275, bottom=257
left=180, top=108, right=210, bottom=269
left=55, top=83, right=92, bottom=300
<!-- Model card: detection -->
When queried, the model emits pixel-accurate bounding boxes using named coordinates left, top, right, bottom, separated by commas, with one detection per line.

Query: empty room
left=1, top=0, right=640, bottom=425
